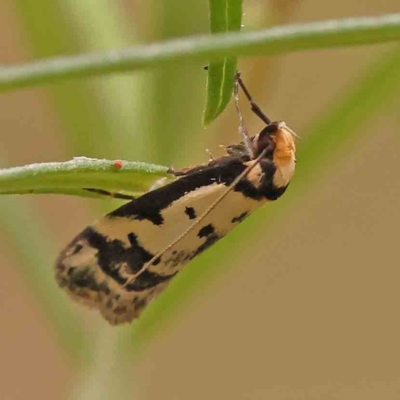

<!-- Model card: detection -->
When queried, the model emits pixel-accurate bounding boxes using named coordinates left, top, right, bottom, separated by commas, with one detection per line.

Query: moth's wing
left=139, top=181, right=266, bottom=297
left=55, top=162, right=265, bottom=324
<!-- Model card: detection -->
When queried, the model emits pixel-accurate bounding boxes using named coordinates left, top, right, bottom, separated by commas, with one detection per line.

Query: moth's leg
left=84, top=188, right=136, bottom=200
left=234, top=74, right=255, bottom=159
left=236, top=73, right=271, bottom=125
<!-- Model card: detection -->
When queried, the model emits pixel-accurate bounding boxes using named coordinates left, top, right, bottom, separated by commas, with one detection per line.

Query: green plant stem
left=1, top=14, right=400, bottom=92
left=0, top=158, right=170, bottom=198
left=0, top=196, right=87, bottom=357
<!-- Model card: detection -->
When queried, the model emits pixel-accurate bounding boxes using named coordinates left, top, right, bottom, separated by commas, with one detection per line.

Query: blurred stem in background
left=13, top=1, right=158, bottom=400
left=15, top=0, right=151, bottom=160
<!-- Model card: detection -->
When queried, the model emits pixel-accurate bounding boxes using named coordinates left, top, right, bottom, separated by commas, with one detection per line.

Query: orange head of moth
left=253, top=121, right=297, bottom=188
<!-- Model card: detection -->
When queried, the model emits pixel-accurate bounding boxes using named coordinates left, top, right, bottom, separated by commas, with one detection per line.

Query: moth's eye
left=253, top=129, right=275, bottom=156
left=262, top=121, right=281, bottom=136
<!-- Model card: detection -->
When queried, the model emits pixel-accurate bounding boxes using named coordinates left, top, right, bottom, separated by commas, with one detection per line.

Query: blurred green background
left=1, top=1, right=399, bottom=399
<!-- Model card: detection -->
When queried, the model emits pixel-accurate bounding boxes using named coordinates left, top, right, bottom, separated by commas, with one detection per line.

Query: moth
left=55, top=76, right=297, bottom=325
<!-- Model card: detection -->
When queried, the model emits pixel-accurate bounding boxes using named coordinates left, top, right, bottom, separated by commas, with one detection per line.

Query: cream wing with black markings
left=55, top=122, right=296, bottom=324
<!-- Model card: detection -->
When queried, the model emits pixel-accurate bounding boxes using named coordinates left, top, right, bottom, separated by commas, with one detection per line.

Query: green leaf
left=0, top=158, right=170, bottom=198
left=1, top=14, right=400, bottom=93
left=204, top=0, right=242, bottom=125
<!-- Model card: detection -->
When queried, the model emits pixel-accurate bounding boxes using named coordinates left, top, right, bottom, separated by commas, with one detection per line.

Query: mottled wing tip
left=55, top=236, right=149, bottom=325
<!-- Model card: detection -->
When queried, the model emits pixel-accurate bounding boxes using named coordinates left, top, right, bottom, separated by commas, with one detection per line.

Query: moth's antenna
left=234, top=74, right=255, bottom=159
left=237, top=74, right=271, bottom=125
left=124, top=147, right=269, bottom=285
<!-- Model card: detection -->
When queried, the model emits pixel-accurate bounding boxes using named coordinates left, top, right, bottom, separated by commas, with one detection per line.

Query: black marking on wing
left=108, top=157, right=287, bottom=226
left=127, top=232, right=139, bottom=246
left=235, top=159, right=285, bottom=200
left=157, top=227, right=221, bottom=271
left=76, top=228, right=175, bottom=293
left=185, top=206, right=197, bottom=220
left=152, top=256, right=161, bottom=265
left=233, top=179, right=264, bottom=200
left=109, top=159, right=261, bottom=221
left=258, top=160, right=288, bottom=200
left=85, top=228, right=154, bottom=282
left=56, top=263, right=111, bottom=304
left=162, top=250, right=192, bottom=269
left=72, top=243, right=83, bottom=255
left=60, top=265, right=111, bottom=295
left=125, top=270, right=176, bottom=292
left=198, top=224, right=215, bottom=238
left=116, top=206, right=164, bottom=226
left=193, top=233, right=220, bottom=257
left=231, top=212, right=249, bottom=224
left=132, top=297, right=147, bottom=313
